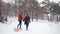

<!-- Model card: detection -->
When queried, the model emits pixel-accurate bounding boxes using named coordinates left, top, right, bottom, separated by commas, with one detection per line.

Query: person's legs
left=26, top=23, right=29, bottom=30
left=17, top=24, right=19, bottom=28
left=19, top=20, right=22, bottom=29
left=17, top=20, right=20, bottom=28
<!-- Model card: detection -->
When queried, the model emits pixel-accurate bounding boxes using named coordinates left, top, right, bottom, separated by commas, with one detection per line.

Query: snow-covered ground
left=0, top=17, right=60, bottom=34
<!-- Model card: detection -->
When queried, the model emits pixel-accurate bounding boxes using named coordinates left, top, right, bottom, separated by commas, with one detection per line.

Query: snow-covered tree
left=15, top=0, right=39, bottom=21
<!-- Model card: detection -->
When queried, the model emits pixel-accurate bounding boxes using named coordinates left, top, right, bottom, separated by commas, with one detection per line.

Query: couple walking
left=17, top=12, right=30, bottom=30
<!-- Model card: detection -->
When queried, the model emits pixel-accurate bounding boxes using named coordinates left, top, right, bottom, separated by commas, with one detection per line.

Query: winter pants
left=26, top=23, right=29, bottom=30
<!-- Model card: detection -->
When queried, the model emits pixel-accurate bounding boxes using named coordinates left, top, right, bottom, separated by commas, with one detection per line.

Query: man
left=17, top=12, right=23, bottom=29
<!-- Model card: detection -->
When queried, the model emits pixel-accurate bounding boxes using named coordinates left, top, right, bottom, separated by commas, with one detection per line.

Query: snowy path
left=0, top=17, right=60, bottom=34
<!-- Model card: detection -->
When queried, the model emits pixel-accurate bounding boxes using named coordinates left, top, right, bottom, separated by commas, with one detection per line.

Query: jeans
left=26, top=23, right=29, bottom=30
left=17, top=20, right=22, bottom=28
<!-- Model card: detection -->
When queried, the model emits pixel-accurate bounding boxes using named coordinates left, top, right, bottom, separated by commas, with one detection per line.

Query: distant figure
left=5, top=16, right=7, bottom=24
left=1, top=16, right=4, bottom=23
left=23, top=14, right=30, bottom=30
left=17, top=12, right=23, bottom=29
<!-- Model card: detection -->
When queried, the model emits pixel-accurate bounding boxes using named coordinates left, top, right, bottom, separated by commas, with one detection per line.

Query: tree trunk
left=56, top=12, right=58, bottom=21
left=0, top=11, right=1, bottom=17
left=32, top=10, right=33, bottom=21
left=36, top=12, right=38, bottom=21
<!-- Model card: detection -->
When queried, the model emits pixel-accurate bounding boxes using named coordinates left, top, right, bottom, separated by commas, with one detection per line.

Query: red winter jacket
left=18, top=13, right=23, bottom=20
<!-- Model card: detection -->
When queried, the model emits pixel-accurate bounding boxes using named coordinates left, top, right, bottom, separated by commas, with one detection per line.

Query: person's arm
left=23, top=17, right=26, bottom=21
left=18, top=14, right=19, bottom=20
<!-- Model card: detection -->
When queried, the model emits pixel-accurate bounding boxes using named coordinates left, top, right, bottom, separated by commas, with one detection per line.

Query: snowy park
left=0, top=0, right=60, bottom=34
left=0, top=17, right=60, bottom=34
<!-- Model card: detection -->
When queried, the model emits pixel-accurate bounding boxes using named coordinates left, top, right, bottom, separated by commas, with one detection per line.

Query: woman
left=23, top=14, right=30, bottom=30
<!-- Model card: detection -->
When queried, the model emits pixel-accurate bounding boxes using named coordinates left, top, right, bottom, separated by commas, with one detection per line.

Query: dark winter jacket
left=23, top=15, right=30, bottom=24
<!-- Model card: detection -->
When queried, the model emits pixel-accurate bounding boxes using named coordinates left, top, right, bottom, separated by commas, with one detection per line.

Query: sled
left=14, top=27, right=23, bottom=31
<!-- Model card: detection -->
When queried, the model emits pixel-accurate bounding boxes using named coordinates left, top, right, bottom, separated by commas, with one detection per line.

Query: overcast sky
left=2, top=0, right=60, bottom=3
